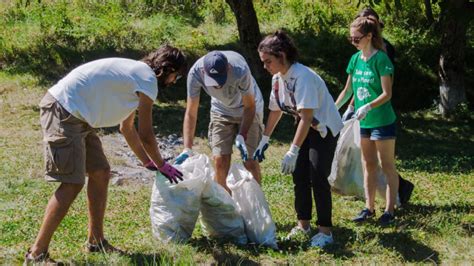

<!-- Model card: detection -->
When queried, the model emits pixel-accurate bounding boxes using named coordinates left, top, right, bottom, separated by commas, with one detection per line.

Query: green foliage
left=0, top=0, right=472, bottom=109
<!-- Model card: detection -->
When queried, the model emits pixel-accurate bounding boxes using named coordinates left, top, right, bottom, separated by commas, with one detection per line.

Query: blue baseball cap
left=203, top=51, right=228, bottom=87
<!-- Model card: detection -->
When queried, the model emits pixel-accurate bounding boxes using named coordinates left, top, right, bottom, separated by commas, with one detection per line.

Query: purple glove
left=158, top=161, right=184, bottom=184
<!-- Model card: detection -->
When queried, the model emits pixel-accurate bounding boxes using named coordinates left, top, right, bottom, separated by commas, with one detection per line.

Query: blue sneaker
left=352, top=208, right=375, bottom=223
left=379, top=212, right=395, bottom=226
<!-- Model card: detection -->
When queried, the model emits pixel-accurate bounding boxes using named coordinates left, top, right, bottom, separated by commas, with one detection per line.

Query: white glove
left=281, top=144, right=300, bottom=174
left=253, top=135, right=270, bottom=162
left=174, top=148, right=193, bottom=165
left=355, top=103, right=372, bottom=120
left=235, top=134, right=249, bottom=161
left=342, top=105, right=355, bottom=121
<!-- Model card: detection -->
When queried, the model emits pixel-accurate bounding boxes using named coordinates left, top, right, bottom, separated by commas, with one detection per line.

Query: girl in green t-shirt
left=335, top=16, right=400, bottom=226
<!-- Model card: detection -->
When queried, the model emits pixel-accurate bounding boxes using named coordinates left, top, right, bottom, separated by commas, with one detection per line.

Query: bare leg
left=86, top=168, right=111, bottom=244
left=243, top=159, right=262, bottom=185
left=375, top=139, right=399, bottom=213
left=30, top=183, right=84, bottom=256
left=213, top=154, right=232, bottom=194
left=360, top=138, right=378, bottom=212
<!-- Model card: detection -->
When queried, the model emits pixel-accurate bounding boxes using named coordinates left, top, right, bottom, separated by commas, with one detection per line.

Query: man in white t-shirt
left=174, top=51, right=264, bottom=193
left=25, top=45, right=186, bottom=264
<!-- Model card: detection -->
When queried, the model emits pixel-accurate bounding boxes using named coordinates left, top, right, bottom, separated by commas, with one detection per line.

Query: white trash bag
left=227, top=163, right=278, bottom=249
left=329, top=119, right=400, bottom=205
left=200, top=178, right=247, bottom=245
left=149, top=154, right=212, bottom=243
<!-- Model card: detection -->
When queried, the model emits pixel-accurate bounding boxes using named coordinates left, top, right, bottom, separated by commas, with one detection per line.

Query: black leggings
left=292, top=127, right=338, bottom=227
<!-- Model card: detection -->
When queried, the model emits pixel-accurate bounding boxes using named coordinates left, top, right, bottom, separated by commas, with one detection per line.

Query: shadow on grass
left=396, top=202, right=473, bottom=234
left=126, top=253, right=163, bottom=265
left=397, top=114, right=474, bottom=174
left=189, top=237, right=259, bottom=265
left=378, top=232, right=440, bottom=263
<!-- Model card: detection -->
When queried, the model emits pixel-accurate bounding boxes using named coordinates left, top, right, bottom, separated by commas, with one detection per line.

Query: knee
left=61, top=183, right=84, bottom=195
left=243, top=160, right=258, bottom=172
left=88, top=167, right=111, bottom=181
left=362, top=160, right=378, bottom=175
left=380, top=161, right=396, bottom=175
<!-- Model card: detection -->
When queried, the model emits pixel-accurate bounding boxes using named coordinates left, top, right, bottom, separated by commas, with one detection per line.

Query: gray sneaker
left=285, top=226, right=312, bottom=240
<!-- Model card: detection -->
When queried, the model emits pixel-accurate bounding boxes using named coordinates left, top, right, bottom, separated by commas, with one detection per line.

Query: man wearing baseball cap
left=175, top=51, right=264, bottom=193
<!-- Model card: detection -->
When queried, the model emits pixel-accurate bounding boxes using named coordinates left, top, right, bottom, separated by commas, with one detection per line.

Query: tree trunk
left=438, top=0, right=472, bottom=117
left=424, top=0, right=434, bottom=25
left=225, top=0, right=268, bottom=85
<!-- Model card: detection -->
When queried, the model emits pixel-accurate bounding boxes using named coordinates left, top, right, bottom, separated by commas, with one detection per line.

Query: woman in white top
left=254, top=30, right=343, bottom=248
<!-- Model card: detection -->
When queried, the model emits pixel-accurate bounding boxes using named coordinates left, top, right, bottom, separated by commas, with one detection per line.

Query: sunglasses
left=347, top=34, right=366, bottom=44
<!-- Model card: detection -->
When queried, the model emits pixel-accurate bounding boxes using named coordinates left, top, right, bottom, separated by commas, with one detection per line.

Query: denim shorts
left=360, top=122, right=397, bottom=140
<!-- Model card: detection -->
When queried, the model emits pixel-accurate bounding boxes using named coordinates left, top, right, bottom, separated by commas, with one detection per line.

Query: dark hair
left=258, top=29, right=298, bottom=64
left=350, top=16, right=385, bottom=52
left=356, top=7, right=384, bottom=29
left=142, top=44, right=187, bottom=78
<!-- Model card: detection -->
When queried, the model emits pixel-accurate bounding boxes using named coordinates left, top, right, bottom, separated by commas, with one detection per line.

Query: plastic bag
left=227, top=163, right=278, bottom=249
left=200, top=178, right=247, bottom=245
left=149, top=154, right=212, bottom=243
left=329, top=119, right=400, bottom=205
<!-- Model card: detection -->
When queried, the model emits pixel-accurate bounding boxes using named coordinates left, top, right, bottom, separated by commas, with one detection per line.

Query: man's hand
left=174, top=148, right=193, bottom=165
left=253, top=135, right=269, bottom=162
left=158, top=161, right=184, bottom=184
left=342, top=105, right=355, bottom=121
left=235, top=134, right=249, bottom=161
left=355, top=103, right=372, bottom=120
left=281, top=144, right=300, bottom=174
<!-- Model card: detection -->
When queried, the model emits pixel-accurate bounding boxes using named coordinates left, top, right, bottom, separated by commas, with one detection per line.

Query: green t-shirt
left=346, top=50, right=396, bottom=128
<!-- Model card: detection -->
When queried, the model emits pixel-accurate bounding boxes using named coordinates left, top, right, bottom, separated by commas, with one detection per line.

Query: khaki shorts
left=39, top=93, right=110, bottom=184
left=208, top=112, right=263, bottom=157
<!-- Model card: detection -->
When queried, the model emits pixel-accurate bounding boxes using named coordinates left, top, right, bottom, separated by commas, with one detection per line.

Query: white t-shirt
left=269, top=63, right=343, bottom=137
left=187, top=51, right=264, bottom=117
left=49, top=58, right=158, bottom=128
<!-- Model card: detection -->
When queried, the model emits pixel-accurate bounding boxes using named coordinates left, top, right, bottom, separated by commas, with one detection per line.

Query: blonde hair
left=350, top=16, right=385, bottom=52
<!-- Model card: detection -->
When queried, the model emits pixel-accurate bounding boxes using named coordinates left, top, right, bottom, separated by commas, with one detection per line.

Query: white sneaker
left=310, top=232, right=334, bottom=248
left=285, top=226, right=311, bottom=240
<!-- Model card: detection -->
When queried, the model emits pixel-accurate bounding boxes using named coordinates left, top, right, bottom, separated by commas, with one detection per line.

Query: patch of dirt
left=101, top=133, right=183, bottom=186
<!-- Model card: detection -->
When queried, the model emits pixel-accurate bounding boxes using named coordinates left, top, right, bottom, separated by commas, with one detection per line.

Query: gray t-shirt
left=187, top=51, right=264, bottom=117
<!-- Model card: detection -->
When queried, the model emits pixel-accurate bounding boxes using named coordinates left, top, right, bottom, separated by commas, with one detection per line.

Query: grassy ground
left=0, top=72, right=473, bottom=264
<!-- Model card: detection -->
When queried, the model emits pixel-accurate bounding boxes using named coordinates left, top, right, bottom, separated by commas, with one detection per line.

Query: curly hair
left=141, top=44, right=187, bottom=79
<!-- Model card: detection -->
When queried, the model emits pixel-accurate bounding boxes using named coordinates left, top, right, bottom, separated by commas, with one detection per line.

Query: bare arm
left=136, top=92, right=165, bottom=167
left=262, top=110, right=283, bottom=137
left=120, top=111, right=149, bottom=165
left=335, top=75, right=354, bottom=109
left=183, top=96, right=200, bottom=149
left=292, top=109, right=313, bottom=147
left=239, top=93, right=256, bottom=138
left=367, top=75, right=393, bottom=109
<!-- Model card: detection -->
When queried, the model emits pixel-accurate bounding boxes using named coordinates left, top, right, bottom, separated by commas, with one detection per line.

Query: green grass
left=0, top=72, right=473, bottom=264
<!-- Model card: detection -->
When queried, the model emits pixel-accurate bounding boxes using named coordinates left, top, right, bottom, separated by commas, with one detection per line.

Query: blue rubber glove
left=174, top=148, right=193, bottom=165
left=235, top=134, right=248, bottom=161
left=281, top=144, right=300, bottom=174
left=253, top=135, right=270, bottom=162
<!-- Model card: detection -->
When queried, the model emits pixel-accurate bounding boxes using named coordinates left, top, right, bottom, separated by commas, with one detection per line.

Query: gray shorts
left=39, top=93, right=110, bottom=184
left=208, top=112, right=263, bottom=157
